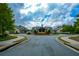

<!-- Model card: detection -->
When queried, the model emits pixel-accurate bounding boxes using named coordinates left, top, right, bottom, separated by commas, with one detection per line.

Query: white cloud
left=24, top=21, right=42, bottom=29
left=19, top=3, right=77, bottom=29
left=19, top=3, right=48, bottom=15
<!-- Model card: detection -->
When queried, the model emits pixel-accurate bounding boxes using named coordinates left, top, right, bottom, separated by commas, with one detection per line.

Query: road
left=0, top=35, right=79, bottom=56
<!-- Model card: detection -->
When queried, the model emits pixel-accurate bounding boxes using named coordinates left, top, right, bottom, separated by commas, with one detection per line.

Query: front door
left=39, top=27, right=45, bottom=32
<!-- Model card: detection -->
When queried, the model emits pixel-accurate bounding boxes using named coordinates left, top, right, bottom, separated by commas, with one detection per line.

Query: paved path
left=0, top=35, right=79, bottom=56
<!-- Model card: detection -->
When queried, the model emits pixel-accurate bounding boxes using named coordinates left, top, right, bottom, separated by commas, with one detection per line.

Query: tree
left=74, top=18, right=79, bottom=33
left=62, top=25, right=75, bottom=34
left=61, top=13, right=79, bottom=34
left=76, top=13, right=79, bottom=17
left=0, top=3, right=15, bottom=37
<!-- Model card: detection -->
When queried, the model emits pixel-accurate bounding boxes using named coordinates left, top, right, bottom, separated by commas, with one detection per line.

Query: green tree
left=0, top=3, right=15, bottom=37
left=74, top=18, right=79, bottom=33
left=62, top=25, right=75, bottom=34
left=61, top=13, right=79, bottom=34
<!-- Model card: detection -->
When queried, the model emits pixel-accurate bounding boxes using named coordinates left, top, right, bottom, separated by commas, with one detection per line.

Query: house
left=32, top=27, right=53, bottom=35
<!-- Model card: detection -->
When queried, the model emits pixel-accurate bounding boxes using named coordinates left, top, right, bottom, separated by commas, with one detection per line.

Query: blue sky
left=8, top=3, right=79, bottom=29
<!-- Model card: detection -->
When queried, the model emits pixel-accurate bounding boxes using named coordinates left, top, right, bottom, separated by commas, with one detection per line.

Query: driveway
left=0, top=35, right=79, bottom=56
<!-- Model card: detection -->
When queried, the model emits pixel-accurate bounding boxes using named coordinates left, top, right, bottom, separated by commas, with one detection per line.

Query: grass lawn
left=69, top=36, right=79, bottom=42
left=0, top=35, right=17, bottom=41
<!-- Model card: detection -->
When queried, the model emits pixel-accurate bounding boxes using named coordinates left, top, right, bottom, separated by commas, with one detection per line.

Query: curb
left=56, top=37, right=79, bottom=53
left=0, top=36, right=27, bottom=52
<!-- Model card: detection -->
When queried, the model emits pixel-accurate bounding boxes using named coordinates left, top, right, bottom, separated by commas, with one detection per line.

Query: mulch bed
left=69, top=36, right=79, bottom=42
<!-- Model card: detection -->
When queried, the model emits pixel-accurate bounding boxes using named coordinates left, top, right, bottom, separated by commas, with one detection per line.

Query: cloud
left=9, top=3, right=24, bottom=25
left=24, top=21, right=42, bottom=29
left=70, top=4, right=79, bottom=17
left=19, top=3, right=48, bottom=15
left=21, top=3, right=76, bottom=29
left=9, top=3, right=79, bottom=29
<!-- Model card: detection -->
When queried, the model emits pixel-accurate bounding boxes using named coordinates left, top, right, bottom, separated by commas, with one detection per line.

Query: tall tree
left=74, top=14, right=79, bottom=33
left=62, top=25, right=74, bottom=34
left=0, top=3, right=15, bottom=37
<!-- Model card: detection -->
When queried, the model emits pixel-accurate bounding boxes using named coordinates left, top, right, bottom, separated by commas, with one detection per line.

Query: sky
left=8, top=3, right=79, bottom=29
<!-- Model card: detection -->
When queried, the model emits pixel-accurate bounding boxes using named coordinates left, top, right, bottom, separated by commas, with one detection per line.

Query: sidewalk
left=60, top=36, right=79, bottom=51
left=0, top=35, right=26, bottom=52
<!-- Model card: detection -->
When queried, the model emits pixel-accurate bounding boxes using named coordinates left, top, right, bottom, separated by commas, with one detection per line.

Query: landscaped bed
left=69, top=36, right=79, bottom=42
left=0, top=35, right=17, bottom=41
left=58, top=37, right=70, bottom=44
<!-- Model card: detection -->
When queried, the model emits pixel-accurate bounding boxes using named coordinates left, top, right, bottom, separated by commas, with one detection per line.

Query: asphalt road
left=0, top=35, right=79, bottom=56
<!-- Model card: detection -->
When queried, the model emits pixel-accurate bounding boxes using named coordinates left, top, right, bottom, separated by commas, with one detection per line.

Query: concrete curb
left=0, top=36, right=27, bottom=52
left=56, top=37, right=79, bottom=53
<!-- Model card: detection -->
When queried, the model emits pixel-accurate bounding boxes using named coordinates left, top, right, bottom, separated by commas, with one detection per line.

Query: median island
left=58, top=35, right=79, bottom=52
left=0, top=34, right=27, bottom=52
left=0, top=35, right=17, bottom=41
left=69, top=36, right=79, bottom=42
